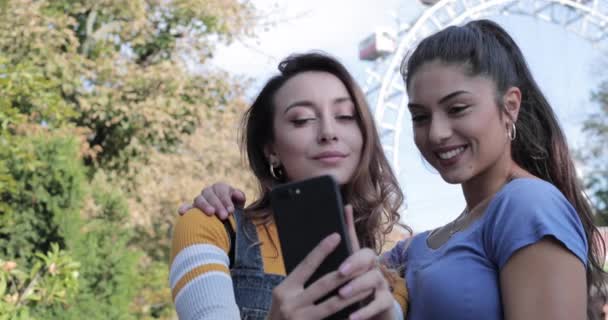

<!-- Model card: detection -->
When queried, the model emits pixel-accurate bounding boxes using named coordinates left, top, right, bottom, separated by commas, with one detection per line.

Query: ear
left=502, top=86, right=522, bottom=123
left=264, top=144, right=277, bottom=164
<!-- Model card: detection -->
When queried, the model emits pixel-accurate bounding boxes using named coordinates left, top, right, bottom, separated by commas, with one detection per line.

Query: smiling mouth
left=436, top=146, right=467, bottom=160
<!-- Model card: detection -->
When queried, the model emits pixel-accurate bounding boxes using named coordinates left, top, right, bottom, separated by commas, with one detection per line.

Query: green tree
left=1, top=0, right=260, bottom=318
left=0, top=244, right=80, bottom=320
left=581, top=80, right=608, bottom=225
left=0, top=132, right=142, bottom=318
left=0, top=134, right=84, bottom=265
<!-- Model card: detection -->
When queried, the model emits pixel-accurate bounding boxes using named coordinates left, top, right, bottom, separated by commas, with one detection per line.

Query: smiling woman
left=406, top=62, right=520, bottom=185
left=169, top=52, right=408, bottom=320
left=384, top=19, right=607, bottom=320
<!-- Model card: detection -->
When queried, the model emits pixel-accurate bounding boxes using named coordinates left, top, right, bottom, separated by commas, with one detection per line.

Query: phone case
left=271, top=175, right=358, bottom=319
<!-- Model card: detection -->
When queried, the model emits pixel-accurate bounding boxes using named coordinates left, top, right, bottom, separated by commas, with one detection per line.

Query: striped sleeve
left=169, top=209, right=239, bottom=320
left=382, top=263, right=408, bottom=317
left=391, top=275, right=408, bottom=318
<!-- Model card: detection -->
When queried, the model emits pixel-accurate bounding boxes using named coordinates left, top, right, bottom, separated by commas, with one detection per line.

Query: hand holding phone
left=266, top=203, right=397, bottom=320
left=269, top=175, right=398, bottom=320
left=271, top=175, right=353, bottom=285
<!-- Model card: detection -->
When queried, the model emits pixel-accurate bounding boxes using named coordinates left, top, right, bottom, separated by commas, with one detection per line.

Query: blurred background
left=0, top=0, right=606, bottom=319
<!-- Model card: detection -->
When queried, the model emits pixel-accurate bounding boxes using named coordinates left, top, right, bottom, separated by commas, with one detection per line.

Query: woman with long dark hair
left=383, top=19, right=605, bottom=319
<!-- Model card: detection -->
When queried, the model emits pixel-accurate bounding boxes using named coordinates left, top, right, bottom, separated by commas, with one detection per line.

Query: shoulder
left=483, top=178, right=588, bottom=267
left=488, top=178, right=577, bottom=223
left=382, top=234, right=422, bottom=267
left=173, top=208, right=235, bottom=233
left=170, top=209, right=236, bottom=263
left=169, top=209, right=241, bottom=318
left=172, top=208, right=234, bottom=241
left=499, top=178, right=564, bottom=202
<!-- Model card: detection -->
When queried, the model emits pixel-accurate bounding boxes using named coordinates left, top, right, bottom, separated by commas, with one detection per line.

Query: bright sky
left=212, top=0, right=606, bottom=232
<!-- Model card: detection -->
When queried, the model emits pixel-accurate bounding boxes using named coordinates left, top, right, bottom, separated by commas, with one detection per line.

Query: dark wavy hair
left=241, top=52, right=405, bottom=253
left=403, top=19, right=606, bottom=318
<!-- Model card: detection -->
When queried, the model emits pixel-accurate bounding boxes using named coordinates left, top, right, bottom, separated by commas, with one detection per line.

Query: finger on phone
left=314, top=288, right=374, bottom=320
left=287, top=233, right=341, bottom=286
left=339, top=248, right=376, bottom=277
left=338, top=268, right=385, bottom=299
left=347, top=289, right=394, bottom=320
left=299, top=269, right=352, bottom=305
left=178, top=203, right=193, bottom=215
left=344, top=205, right=360, bottom=252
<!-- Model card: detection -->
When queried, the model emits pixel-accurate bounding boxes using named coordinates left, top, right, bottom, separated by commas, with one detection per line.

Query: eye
left=290, top=118, right=315, bottom=126
left=336, top=114, right=356, bottom=121
left=411, top=113, right=430, bottom=124
left=448, top=105, right=470, bottom=114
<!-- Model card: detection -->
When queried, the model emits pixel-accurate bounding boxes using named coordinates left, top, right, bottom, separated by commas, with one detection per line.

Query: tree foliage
left=0, top=244, right=80, bottom=320
left=0, top=0, right=260, bottom=318
left=581, top=80, right=608, bottom=225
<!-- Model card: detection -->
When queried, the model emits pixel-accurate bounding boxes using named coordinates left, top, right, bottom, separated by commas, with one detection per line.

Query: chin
left=439, top=172, right=468, bottom=185
left=323, top=173, right=348, bottom=185
left=295, top=171, right=348, bottom=185
left=321, top=170, right=352, bottom=186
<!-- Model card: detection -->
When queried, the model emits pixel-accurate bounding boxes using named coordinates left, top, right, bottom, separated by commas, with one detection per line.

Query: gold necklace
left=447, top=192, right=498, bottom=237
left=447, top=209, right=468, bottom=236
left=443, top=175, right=519, bottom=238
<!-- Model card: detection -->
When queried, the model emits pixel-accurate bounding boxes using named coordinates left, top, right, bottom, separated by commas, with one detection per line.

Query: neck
left=461, top=153, right=519, bottom=212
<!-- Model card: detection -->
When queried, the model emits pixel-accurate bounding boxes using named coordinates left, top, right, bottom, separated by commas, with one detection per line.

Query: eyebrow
left=408, top=90, right=471, bottom=109
left=283, top=96, right=353, bottom=114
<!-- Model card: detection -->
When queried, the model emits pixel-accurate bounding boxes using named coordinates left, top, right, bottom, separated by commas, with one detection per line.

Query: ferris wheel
left=358, top=0, right=608, bottom=179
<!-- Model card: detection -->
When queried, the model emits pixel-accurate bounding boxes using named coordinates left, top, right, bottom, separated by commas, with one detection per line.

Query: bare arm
left=500, top=237, right=586, bottom=320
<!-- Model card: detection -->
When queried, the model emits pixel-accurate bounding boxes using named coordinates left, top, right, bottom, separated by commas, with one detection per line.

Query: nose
left=318, top=116, right=338, bottom=143
left=428, top=114, right=452, bottom=144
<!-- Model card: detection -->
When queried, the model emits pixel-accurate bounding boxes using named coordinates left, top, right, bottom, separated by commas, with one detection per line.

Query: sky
left=211, top=0, right=607, bottom=232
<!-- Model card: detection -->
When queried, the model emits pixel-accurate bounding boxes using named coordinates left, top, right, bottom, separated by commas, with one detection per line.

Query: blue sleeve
left=382, top=238, right=409, bottom=269
left=482, top=179, right=588, bottom=269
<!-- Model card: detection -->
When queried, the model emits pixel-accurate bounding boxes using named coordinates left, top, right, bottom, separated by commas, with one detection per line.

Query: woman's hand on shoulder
left=177, top=182, right=246, bottom=219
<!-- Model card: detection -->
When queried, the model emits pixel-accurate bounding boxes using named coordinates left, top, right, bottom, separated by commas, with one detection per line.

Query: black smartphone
left=270, top=175, right=358, bottom=319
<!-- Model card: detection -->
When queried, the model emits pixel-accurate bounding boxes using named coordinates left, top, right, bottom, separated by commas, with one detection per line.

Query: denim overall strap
left=231, top=210, right=285, bottom=320
left=232, top=209, right=264, bottom=270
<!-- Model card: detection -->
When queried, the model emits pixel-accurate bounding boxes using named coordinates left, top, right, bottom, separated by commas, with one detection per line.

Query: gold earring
left=508, top=122, right=517, bottom=141
left=270, top=162, right=279, bottom=180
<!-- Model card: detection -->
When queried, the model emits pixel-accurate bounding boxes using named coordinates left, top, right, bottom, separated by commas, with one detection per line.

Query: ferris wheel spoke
left=359, top=0, right=608, bottom=186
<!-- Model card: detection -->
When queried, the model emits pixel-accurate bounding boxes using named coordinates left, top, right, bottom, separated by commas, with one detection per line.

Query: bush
left=0, top=244, right=80, bottom=320
left=58, top=175, right=140, bottom=320
left=0, top=133, right=84, bottom=267
left=0, top=133, right=141, bottom=319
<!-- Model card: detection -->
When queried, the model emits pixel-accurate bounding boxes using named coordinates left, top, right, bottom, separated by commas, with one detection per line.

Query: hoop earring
left=508, top=122, right=517, bottom=141
left=270, top=163, right=280, bottom=180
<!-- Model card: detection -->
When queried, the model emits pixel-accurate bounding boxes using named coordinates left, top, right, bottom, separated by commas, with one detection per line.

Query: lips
left=312, top=151, right=347, bottom=159
left=433, top=145, right=468, bottom=165
left=436, top=146, right=466, bottom=160
left=312, top=151, right=348, bottom=164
